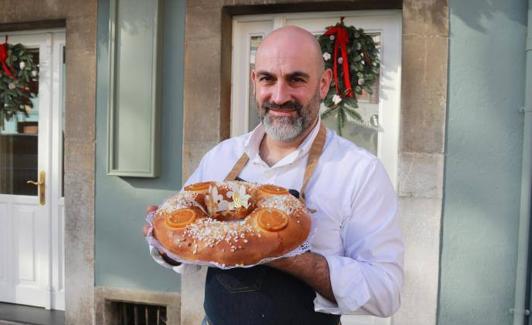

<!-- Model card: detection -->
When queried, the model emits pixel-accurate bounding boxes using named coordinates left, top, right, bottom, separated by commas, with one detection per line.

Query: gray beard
left=262, top=114, right=304, bottom=142
left=258, top=89, right=321, bottom=142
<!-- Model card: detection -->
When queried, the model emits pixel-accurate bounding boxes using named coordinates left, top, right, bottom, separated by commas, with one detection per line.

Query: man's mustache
left=262, top=101, right=303, bottom=111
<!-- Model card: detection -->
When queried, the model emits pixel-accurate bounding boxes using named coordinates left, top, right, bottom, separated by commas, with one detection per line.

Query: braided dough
left=151, top=181, right=312, bottom=267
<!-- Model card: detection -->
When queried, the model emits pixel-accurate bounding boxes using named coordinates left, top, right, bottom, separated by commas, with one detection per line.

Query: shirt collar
left=243, top=116, right=322, bottom=167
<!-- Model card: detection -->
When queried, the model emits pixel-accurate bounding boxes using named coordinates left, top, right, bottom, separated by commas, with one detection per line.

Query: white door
left=0, top=31, right=65, bottom=310
left=232, top=11, right=401, bottom=325
left=232, top=11, right=401, bottom=187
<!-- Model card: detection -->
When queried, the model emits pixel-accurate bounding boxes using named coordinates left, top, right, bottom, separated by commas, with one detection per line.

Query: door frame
left=231, top=10, right=402, bottom=188
left=0, top=29, right=65, bottom=310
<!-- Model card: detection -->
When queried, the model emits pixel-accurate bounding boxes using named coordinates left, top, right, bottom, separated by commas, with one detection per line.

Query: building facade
left=0, top=0, right=530, bottom=324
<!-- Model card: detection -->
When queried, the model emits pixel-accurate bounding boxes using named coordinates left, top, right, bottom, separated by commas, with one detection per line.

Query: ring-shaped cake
left=151, top=181, right=312, bottom=267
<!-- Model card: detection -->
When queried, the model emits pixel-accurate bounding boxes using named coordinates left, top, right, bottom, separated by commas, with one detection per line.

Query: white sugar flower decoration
left=231, top=185, right=251, bottom=209
left=332, top=94, right=342, bottom=105
left=323, top=52, right=331, bottom=61
left=329, top=35, right=335, bottom=41
left=207, top=186, right=230, bottom=213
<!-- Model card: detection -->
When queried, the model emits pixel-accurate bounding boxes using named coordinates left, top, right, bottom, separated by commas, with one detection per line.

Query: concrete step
left=0, top=321, right=35, bottom=325
left=0, top=303, right=64, bottom=325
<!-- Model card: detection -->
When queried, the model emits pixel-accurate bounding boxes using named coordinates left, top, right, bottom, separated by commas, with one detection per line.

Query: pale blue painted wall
left=439, top=1, right=527, bottom=324
left=95, top=0, right=185, bottom=291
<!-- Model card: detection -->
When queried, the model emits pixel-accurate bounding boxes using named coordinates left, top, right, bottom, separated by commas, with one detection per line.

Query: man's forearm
left=268, top=251, right=336, bottom=303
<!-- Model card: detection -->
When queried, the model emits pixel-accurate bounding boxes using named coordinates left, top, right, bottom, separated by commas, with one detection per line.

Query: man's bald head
left=251, top=25, right=332, bottom=143
left=256, top=26, right=324, bottom=73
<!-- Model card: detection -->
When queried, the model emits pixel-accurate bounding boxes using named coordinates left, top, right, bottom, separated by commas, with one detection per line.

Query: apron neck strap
left=224, top=123, right=327, bottom=202
left=224, top=153, right=250, bottom=181
left=300, top=123, right=326, bottom=201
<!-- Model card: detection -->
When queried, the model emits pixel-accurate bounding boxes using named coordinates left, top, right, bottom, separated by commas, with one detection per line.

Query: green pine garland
left=0, top=43, right=39, bottom=129
left=318, top=20, right=380, bottom=135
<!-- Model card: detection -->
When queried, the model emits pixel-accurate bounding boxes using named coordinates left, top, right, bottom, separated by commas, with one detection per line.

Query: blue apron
left=204, top=266, right=341, bottom=325
left=204, top=124, right=340, bottom=325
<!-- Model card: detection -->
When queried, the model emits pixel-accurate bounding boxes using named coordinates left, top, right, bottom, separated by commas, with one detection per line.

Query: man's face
left=252, top=35, right=330, bottom=142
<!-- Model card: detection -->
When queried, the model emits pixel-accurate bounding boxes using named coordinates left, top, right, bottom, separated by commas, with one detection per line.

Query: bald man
left=149, top=26, right=404, bottom=325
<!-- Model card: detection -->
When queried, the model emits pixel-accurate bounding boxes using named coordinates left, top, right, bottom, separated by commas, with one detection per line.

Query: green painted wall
left=95, top=0, right=185, bottom=291
left=439, top=1, right=527, bottom=324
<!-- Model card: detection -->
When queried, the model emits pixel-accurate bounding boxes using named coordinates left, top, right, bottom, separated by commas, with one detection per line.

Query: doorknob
left=26, top=170, right=46, bottom=205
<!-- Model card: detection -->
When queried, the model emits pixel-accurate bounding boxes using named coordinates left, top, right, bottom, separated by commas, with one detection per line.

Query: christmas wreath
left=0, top=36, right=39, bottom=128
left=318, top=18, right=380, bottom=135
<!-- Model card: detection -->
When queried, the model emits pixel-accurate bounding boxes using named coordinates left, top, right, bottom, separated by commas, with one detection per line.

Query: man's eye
left=291, top=77, right=305, bottom=83
left=259, top=76, right=272, bottom=82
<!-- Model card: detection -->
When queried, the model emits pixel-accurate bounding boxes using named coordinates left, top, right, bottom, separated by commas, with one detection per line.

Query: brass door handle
left=26, top=170, right=46, bottom=205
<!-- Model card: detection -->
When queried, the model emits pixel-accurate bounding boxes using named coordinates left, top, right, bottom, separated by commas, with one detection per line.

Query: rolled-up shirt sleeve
left=314, top=159, right=404, bottom=317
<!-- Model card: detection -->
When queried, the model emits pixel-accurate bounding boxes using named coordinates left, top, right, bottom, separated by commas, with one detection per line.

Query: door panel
left=16, top=206, right=37, bottom=282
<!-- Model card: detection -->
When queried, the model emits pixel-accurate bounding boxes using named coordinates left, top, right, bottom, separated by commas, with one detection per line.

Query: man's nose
left=271, top=81, right=291, bottom=105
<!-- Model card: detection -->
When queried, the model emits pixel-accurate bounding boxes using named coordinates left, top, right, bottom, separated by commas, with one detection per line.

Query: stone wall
left=181, top=1, right=448, bottom=325
left=396, top=1, right=448, bottom=324
left=0, top=1, right=97, bottom=324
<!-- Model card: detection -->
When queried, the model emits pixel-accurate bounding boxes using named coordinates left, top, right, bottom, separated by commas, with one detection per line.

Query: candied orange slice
left=165, top=208, right=197, bottom=228
left=256, top=208, right=289, bottom=232
left=184, top=181, right=213, bottom=192
left=257, top=184, right=289, bottom=195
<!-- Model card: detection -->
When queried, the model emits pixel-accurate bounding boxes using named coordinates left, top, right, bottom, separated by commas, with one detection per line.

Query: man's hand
left=144, top=205, right=181, bottom=267
left=268, top=251, right=336, bottom=303
left=143, top=205, right=159, bottom=236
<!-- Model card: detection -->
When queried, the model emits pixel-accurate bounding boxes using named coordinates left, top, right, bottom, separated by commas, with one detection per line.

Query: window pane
left=245, top=31, right=382, bottom=156
left=247, top=35, right=262, bottom=132
left=0, top=49, right=39, bottom=195
left=320, top=33, right=381, bottom=155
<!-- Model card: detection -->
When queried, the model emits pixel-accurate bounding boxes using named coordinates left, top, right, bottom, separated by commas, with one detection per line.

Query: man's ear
left=320, top=68, right=332, bottom=99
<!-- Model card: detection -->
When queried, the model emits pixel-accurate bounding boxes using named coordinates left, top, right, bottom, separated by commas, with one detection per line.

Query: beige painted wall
left=0, top=1, right=97, bottom=324
left=181, top=1, right=448, bottom=325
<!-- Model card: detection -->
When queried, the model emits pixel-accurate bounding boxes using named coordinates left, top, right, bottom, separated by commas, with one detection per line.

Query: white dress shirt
left=149, top=120, right=404, bottom=317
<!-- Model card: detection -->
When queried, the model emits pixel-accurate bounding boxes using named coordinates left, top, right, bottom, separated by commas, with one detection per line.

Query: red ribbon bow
left=324, top=18, right=353, bottom=98
left=0, top=36, right=14, bottom=78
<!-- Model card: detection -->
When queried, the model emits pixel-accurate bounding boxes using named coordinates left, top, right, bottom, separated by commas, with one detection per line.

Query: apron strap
left=299, top=123, right=326, bottom=201
left=224, top=123, right=327, bottom=202
left=224, top=153, right=249, bottom=181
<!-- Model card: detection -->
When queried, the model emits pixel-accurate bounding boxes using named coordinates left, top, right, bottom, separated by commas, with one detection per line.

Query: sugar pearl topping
left=258, top=195, right=300, bottom=215
left=160, top=191, right=203, bottom=213
left=184, top=218, right=255, bottom=246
